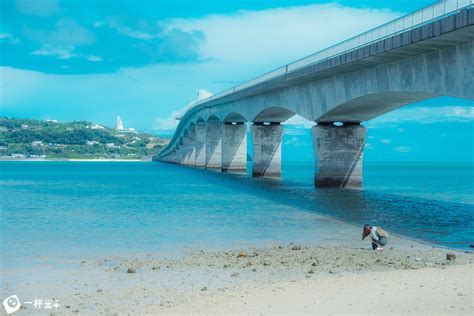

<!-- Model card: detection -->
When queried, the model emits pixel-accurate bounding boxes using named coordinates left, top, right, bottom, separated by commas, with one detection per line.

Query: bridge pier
left=188, top=127, right=197, bottom=166
left=177, top=145, right=186, bottom=164
left=195, top=122, right=207, bottom=168
left=251, top=123, right=283, bottom=177
left=312, top=123, right=366, bottom=189
left=206, top=121, right=223, bottom=170
left=181, top=140, right=189, bottom=166
left=222, top=123, right=247, bottom=172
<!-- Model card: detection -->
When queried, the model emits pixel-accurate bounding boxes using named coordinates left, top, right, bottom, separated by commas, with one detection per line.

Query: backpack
left=377, top=227, right=389, bottom=238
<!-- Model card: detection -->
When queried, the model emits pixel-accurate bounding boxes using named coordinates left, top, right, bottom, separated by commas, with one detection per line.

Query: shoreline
left=0, top=158, right=151, bottom=162
left=3, top=240, right=473, bottom=315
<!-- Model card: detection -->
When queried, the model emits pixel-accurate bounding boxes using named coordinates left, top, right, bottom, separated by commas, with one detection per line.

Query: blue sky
left=0, top=0, right=473, bottom=162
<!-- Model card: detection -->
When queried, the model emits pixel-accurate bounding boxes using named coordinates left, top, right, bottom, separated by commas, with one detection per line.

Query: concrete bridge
left=156, top=0, right=474, bottom=189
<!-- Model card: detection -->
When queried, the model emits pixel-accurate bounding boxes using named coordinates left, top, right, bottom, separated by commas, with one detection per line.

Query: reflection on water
left=1, top=161, right=473, bottom=269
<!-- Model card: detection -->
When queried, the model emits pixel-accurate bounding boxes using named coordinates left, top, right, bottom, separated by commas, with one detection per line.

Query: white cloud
left=164, top=4, right=401, bottom=67
left=154, top=89, right=213, bottom=130
left=380, top=138, right=392, bottom=144
left=87, top=55, right=103, bottom=62
left=100, top=17, right=155, bottom=40
left=393, top=146, right=411, bottom=153
left=283, top=114, right=315, bottom=128
left=25, top=18, right=95, bottom=46
left=0, top=32, right=21, bottom=44
left=368, top=106, right=474, bottom=127
left=284, top=136, right=299, bottom=146
left=154, top=106, right=187, bottom=130
left=31, top=45, right=103, bottom=63
left=32, top=45, right=79, bottom=59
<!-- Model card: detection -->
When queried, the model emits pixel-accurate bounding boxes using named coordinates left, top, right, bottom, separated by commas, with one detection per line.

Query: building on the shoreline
left=90, top=123, right=105, bottom=130
left=116, top=116, right=124, bottom=130
left=115, top=115, right=137, bottom=134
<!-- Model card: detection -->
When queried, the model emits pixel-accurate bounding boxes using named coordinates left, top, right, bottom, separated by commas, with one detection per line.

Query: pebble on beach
left=127, top=268, right=136, bottom=274
left=446, top=253, right=456, bottom=261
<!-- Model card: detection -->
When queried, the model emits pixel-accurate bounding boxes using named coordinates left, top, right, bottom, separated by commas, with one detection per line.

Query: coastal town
left=0, top=116, right=169, bottom=160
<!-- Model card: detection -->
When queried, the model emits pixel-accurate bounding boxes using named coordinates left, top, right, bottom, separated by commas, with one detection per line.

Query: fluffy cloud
left=154, top=89, right=213, bottom=130
left=32, top=45, right=79, bottom=59
left=283, top=115, right=315, bottom=128
left=393, top=146, right=411, bottom=153
left=0, top=32, right=20, bottom=44
left=165, top=4, right=400, bottom=66
left=24, top=18, right=95, bottom=46
left=368, top=106, right=474, bottom=126
left=31, top=45, right=103, bottom=63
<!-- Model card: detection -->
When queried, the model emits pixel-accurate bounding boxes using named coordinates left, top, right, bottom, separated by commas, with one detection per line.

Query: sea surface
left=1, top=161, right=473, bottom=269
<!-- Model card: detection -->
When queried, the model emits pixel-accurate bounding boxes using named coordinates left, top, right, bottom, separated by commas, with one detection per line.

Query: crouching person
left=362, top=224, right=389, bottom=250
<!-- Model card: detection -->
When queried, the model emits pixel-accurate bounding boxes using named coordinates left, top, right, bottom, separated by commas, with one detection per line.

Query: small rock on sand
left=446, top=253, right=456, bottom=261
left=231, top=272, right=239, bottom=277
left=292, top=246, right=302, bottom=251
left=237, top=252, right=247, bottom=258
left=127, top=268, right=136, bottom=274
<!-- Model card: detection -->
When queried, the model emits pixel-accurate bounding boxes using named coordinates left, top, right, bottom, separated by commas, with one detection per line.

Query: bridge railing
left=190, top=0, right=473, bottom=108
left=160, top=0, right=473, bottom=157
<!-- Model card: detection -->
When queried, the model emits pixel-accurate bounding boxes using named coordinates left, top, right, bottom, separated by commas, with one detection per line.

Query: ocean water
left=1, top=161, right=473, bottom=269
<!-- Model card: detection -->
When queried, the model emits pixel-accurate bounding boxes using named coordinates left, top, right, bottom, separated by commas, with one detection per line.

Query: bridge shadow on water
left=164, top=162, right=474, bottom=250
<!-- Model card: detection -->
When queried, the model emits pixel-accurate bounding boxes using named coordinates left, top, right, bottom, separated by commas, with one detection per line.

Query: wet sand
left=3, top=238, right=473, bottom=315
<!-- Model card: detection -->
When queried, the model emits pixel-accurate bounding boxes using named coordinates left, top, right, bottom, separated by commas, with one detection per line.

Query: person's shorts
left=372, top=236, right=388, bottom=249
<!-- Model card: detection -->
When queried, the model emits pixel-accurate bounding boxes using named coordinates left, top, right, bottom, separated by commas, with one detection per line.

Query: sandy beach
left=4, top=237, right=473, bottom=315
left=166, top=263, right=473, bottom=315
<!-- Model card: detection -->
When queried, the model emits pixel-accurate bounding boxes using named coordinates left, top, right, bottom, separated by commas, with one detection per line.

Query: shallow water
left=1, top=161, right=473, bottom=269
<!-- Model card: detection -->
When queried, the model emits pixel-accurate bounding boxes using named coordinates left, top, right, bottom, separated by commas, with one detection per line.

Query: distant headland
left=0, top=117, right=169, bottom=160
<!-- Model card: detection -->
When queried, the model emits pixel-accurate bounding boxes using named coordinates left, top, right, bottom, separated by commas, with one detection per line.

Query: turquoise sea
left=1, top=161, right=473, bottom=269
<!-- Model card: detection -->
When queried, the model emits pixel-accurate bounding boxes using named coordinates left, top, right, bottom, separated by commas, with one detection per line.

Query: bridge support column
left=195, top=122, right=207, bottom=168
left=187, top=128, right=196, bottom=167
left=222, top=123, right=247, bottom=172
left=312, top=123, right=366, bottom=189
left=251, top=123, right=283, bottom=177
left=172, top=150, right=179, bottom=164
left=177, top=146, right=186, bottom=165
left=206, top=121, right=223, bottom=170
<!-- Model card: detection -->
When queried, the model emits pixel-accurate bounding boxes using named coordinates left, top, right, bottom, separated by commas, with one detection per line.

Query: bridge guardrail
left=159, top=0, right=473, bottom=157
left=191, top=0, right=473, bottom=108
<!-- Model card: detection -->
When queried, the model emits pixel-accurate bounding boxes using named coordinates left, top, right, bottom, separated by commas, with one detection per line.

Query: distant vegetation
left=0, top=117, right=169, bottom=159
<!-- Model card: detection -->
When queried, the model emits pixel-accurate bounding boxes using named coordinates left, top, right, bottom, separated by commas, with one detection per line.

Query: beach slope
left=164, top=264, right=473, bottom=315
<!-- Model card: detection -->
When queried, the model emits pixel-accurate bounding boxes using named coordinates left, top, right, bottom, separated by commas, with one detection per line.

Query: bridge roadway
left=156, top=1, right=474, bottom=189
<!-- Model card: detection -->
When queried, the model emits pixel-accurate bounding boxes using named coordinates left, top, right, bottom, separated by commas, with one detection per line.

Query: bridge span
left=156, top=0, right=474, bottom=189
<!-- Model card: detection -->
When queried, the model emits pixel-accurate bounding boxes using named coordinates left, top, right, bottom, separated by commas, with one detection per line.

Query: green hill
left=0, top=117, right=169, bottom=160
